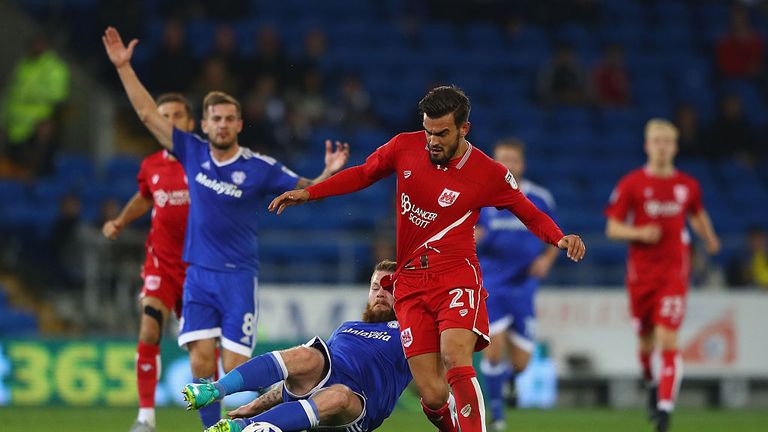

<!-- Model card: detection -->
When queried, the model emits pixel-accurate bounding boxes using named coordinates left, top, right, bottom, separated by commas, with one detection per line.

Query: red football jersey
left=307, top=131, right=564, bottom=271
left=605, top=168, right=703, bottom=274
left=137, top=150, right=190, bottom=265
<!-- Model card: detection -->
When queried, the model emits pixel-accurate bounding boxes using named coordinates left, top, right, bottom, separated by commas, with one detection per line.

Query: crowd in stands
left=2, top=0, right=768, bottom=326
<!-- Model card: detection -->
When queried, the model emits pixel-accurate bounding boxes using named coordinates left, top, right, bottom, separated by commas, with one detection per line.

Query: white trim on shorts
left=312, top=387, right=368, bottom=431
left=466, top=259, right=490, bottom=345
left=488, top=315, right=514, bottom=337
left=178, top=328, right=222, bottom=349
left=509, top=330, right=535, bottom=353
left=222, top=337, right=255, bottom=357
left=284, top=336, right=333, bottom=399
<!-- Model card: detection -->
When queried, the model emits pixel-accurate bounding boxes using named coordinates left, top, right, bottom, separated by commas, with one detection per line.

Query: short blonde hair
left=644, top=118, right=678, bottom=140
left=202, top=91, right=241, bottom=119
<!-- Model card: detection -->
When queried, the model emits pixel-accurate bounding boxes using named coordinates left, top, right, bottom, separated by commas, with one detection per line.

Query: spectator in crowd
left=537, top=43, right=588, bottom=106
left=148, top=19, right=196, bottom=93
left=191, top=57, right=240, bottom=103
left=47, top=194, right=83, bottom=291
left=1, top=35, right=69, bottom=177
left=293, top=28, right=328, bottom=85
left=591, top=44, right=630, bottom=106
left=728, top=227, right=768, bottom=288
left=239, top=79, right=282, bottom=155
left=209, top=24, right=244, bottom=79
left=674, top=104, right=706, bottom=160
left=716, top=5, right=764, bottom=79
left=247, top=26, right=290, bottom=91
left=287, top=68, right=328, bottom=128
left=329, top=74, right=377, bottom=130
left=709, top=94, right=758, bottom=163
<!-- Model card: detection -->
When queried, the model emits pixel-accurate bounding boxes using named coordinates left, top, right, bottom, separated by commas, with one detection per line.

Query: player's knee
left=441, top=349, right=473, bottom=370
left=285, top=346, right=324, bottom=375
left=418, top=381, right=450, bottom=409
left=139, top=305, right=164, bottom=344
left=188, top=345, right=217, bottom=377
left=317, top=385, right=354, bottom=416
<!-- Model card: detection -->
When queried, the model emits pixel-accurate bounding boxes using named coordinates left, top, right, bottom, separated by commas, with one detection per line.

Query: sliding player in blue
left=182, top=260, right=427, bottom=432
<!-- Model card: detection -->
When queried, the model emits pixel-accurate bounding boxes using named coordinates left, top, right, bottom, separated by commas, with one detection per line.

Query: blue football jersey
left=327, top=320, right=412, bottom=429
left=478, top=179, right=557, bottom=292
left=171, top=128, right=299, bottom=272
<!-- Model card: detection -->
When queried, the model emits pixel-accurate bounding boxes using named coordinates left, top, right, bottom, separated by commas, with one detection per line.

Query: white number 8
left=242, top=312, right=255, bottom=336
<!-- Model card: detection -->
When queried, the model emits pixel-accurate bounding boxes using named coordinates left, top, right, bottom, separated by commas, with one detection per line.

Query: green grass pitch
left=0, top=406, right=766, bottom=431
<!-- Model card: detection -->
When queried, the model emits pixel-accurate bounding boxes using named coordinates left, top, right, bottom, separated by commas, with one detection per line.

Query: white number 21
left=449, top=288, right=475, bottom=309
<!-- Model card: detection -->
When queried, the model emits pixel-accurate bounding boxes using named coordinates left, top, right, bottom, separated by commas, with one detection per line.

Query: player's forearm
left=115, top=192, right=152, bottom=226
left=507, top=199, right=564, bottom=246
left=114, top=64, right=173, bottom=150
left=605, top=218, right=645, bottom=242
left=252, top=384, right=284, bottom=413
left=690, top=211, right=717, bottom=242
left=540, top=245, right=560, bottom=264
left=305, top=165, right=378, bottom=200
left=296, top=167, right=335, bottom=189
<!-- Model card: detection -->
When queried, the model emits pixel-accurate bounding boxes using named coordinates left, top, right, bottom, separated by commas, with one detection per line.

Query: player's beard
left=428, top=135, right=460, bottom=166
left=209, top=133, right=237, bottom=151
left=362, top=302, right=396, bottom=323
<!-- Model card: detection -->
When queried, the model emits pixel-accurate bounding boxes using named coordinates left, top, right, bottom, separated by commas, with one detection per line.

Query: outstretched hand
left=102, top=26, right=138, bottom=68
left=268, top=189, right=310, bottom=215
left=557, top=234, right=586, bottom=262
left=324, top=140, right=350, bottom=174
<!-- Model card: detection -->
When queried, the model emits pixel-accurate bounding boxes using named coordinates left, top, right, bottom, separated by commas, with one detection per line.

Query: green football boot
left=181, top=379, right=221, bottom=410
left=204, top=419, right=243, bottom=432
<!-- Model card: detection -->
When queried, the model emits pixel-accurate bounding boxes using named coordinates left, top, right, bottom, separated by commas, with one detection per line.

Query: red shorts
left=393, top=259, right=489, bottom=358
left=140, top=254, right=186, bottom=318
left=627, top=270, right=688, bottom=335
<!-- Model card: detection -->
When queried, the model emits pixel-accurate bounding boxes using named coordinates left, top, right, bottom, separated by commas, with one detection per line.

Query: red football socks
left=137, top=342, right=161, bottom=408
left=657, top=350, right=681, bottom=411
left=639, top=349, right=653, bottom=383
left=446, top=366, right=485, bottom=432
left=421, top=397, right=457, bottom=432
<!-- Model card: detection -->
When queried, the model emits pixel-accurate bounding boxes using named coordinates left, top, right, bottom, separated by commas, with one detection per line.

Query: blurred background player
left=269, top=85, right=586, bottom=432
left=475, top=138, right=559, bottom=431
left=605, top=119, right=721, bottom=432
left=102, top=26, right=350, bottom=428
left=182, top=260, right=415, bottom=432
left=102, top=92, right=194, bottom=432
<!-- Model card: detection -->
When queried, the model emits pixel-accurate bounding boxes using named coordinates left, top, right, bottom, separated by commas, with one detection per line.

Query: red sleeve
left=306, top=134, right=398, bottom=200
left=485, top=163, right=564, bottom=246
left=604, top=176, right=632, bottom=221
left=137, top=159, right=152, bottom=199
left=688, top=178, right=704, bottom=214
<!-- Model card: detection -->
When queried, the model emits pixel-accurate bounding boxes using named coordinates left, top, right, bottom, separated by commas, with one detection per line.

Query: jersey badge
left=505, top=170, right=518, bottom=189
left=404, top=170, right=412, bottom=179
left=673, top=184, right=688, bottom=203
left=152, top=174, right=160, bottom=184
left=232, top=171, right=246, bottom=185
left=388, top=321, right=399, bottom=329
left=400, top=327, right=413, bottom=348
left=438, top=188, right=460, bottom=207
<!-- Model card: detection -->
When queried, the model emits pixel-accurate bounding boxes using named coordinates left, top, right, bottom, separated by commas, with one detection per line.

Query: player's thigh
left=407, top=352, right=449, bottom=407
left=440, top=327, right=479, bottom=369
left=188, top=338, right=218, bottom=377
left=509, top=342, right=532, bottom=372
left=311, top=384, right=364, bottom=425
left=482, top=332, right=508, bottom=363
left=654, top=324, right=680, bottom=351
left=281, top=345, right=326, bottom=385
left=222, top=350, right=250, bottom=373
left=393, top=278, right=440, bottom=358
left=219, top=271, right=259, bottom=358
left=628, top=284, right=656, bottom=337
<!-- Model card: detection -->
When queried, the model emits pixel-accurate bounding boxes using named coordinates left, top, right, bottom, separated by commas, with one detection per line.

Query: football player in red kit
left=102, top=93, right=193, bottom=432
left=269, top=86, right=586, bottom=432
left=605, top=119, right=720, bottom=432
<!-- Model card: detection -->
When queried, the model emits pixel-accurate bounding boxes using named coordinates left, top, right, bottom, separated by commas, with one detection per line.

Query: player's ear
left=461, top=121, right=471, bottom=137
left=236, top=118, right=243, bottom=134
left=200, top=118, right=208, bottom=133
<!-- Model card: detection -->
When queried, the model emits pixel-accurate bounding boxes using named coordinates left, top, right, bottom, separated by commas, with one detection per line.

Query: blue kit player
left=182, top=260, right=421, bottom=432
left=475, top=139, right=559, bottom=431
left=103, top=26, right=350, bottom=428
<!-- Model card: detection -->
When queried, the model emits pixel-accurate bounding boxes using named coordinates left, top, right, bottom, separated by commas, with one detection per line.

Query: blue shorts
left=485, top=280, right=537, bottom=353
left=178, top=265, right=258, bottom=357
left=281, top=337, right=383, bottom=431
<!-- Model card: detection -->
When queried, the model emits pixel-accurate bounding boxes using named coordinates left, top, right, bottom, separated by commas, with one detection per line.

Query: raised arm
left=102, top=26, right=173, bottom=150
left=295, top=140, right=350, bottom=189
left=688, top=210, right=720, bottom=255
left=102, top=192, right=153, bottom=240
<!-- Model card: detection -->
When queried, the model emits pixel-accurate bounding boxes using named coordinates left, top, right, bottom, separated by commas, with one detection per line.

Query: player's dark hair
left=156, top=93, right=193, bottom=118
left=374, top=260, right=397, bottom=273
left=203, top=91, right=242, bottom=119
left=418, top=85, right=471, bottom=128
left=494, top=137, right=526, bottom=155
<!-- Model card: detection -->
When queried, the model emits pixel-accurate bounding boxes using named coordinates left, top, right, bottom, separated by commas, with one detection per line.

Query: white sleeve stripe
left=299, top=399, right=320, bottom=427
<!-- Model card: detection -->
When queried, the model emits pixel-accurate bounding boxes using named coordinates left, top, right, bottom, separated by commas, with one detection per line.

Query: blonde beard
left=362, top=303, right=396, bottom=323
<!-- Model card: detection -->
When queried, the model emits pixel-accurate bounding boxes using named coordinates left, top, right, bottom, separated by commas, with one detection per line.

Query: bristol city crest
left=437, top=188, right=460, bottom=207
left=673, top=184, right=689, bottom=203
left=400, top=327, right=413, bottom=348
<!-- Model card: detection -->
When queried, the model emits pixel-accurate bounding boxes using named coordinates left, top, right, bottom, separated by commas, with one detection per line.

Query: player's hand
left=557, top=234, right=586, bottom=262
left=227, top=399, right=265, bottom=418
left=324, top=140, right=350, bottom=174
left=529, top=255, right=554, bottom=278
left=705, top=235, right=721, bottom=255
left=102, top=219, right=123, bottom=240
left=102, top=26, right=138, bottom=69
left=268, top=189, right=310, bottom=214
left=638, top=224, right=662, bottom=244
